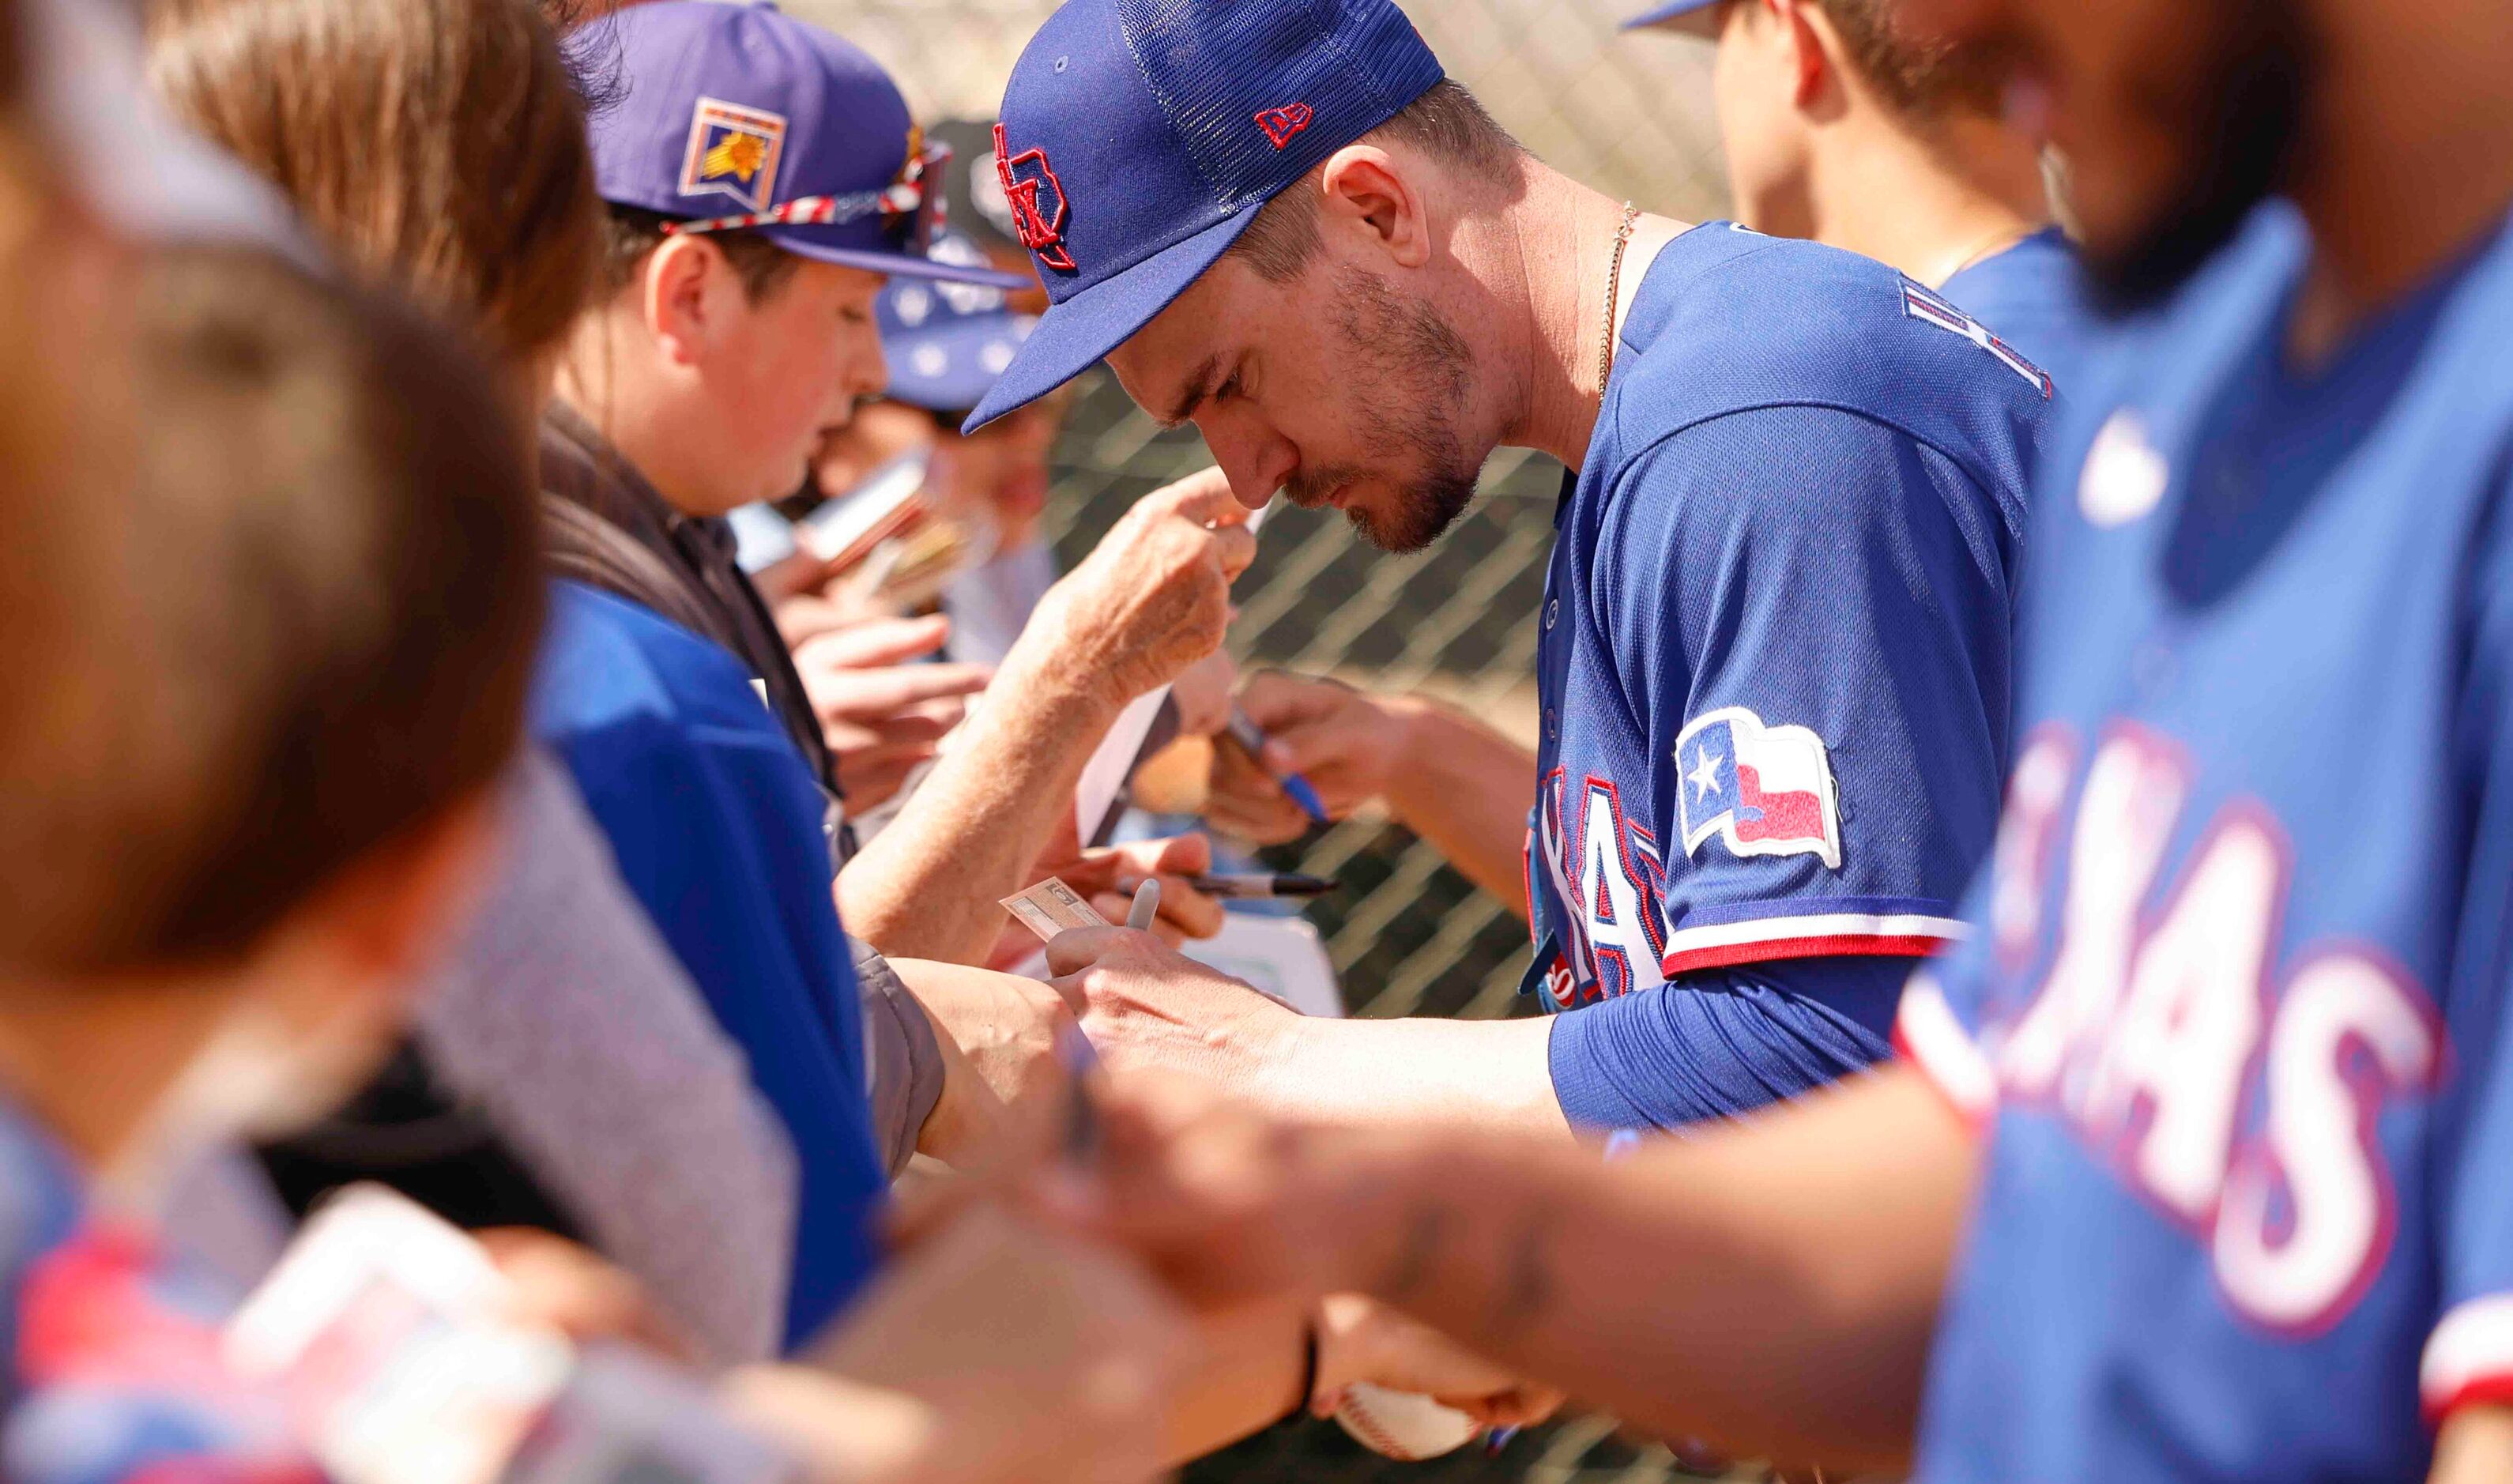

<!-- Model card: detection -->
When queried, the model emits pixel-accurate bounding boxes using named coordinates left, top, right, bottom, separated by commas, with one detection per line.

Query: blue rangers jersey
left=1939, top=226, right=2102, bottom=397
left=1896, top=205, right=2513, bottom=1480
left=1527, top=223, right=2055, bottom=1128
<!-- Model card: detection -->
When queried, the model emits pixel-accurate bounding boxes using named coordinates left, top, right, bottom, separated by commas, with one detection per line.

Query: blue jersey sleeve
left=2420, top=502, right=2513, bottom=1421
left=1596, top=405, right=2018, bottom=977
left=1548, top=954, right=1900, bottom=1132
left=531, top=584, right=885, bottom=1352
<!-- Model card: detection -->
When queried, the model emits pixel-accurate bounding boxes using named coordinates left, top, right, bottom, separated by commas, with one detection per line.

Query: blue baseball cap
left=962, top=0, right=1445, bottom=431
left=878, top=234, right=1038, bottom=413
left=585, top=1, right=1023, bottom=288
left=1624, top=0, right=1727, bottom=34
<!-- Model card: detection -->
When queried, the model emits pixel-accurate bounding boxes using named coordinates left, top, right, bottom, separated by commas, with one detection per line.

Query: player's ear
left=643, top=234, right=726, bottom=366
left=1317, top=145, right=1431, bottom=269
left=1775, top=0, right=1831, bottom=111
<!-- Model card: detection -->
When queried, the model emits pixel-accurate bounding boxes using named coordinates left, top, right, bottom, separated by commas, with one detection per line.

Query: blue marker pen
left=1226, top=706, right=1331, bottom=825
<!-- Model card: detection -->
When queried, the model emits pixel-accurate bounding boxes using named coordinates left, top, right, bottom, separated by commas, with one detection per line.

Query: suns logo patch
left=680, top=97, right=789, bottom=213
left=1675, top=707, right=1843, bottom=869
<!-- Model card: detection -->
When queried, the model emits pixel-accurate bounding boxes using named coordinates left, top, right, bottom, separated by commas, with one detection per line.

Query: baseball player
left=1628, top=0, right=2096, bottom=386
left=989, top=0, right=2053, bottom=1135
left=1053, top=0, right=2513, bottom=1476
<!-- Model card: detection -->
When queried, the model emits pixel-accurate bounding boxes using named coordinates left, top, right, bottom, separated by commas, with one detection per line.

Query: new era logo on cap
left=963, top=0, right=1444, bottom=431
left=1256, top=103, right=1315, bottom=149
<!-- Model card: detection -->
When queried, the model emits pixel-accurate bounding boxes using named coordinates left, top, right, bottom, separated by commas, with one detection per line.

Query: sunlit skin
left=1666, top=0, right=2051, bottom=287
left=559, top=239, right=889, bottom=517
left=1104, top=145, right=1686, bottom=552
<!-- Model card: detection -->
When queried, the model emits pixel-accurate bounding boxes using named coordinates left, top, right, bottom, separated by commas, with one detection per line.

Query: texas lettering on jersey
left=1900, top=721, right=2445, bottom=1334
left=1533, top=708, right=1850, bottom=1008
left=1533, top=769, right=1671, bottom=1008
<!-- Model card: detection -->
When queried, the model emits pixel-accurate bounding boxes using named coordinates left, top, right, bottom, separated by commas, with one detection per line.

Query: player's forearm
left=1377, top=702, right=1536, bottom=915
left=1339, top=1066, right=1971, bottom=1469
left=841, top=657, right=1115, bottom=964
left=2433, top=1407, right=2513, bottom=1484
left=1247, top=1014, right=1569, bottom=1139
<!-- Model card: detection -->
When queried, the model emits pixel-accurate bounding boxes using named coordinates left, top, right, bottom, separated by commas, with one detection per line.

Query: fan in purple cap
left=580, top=0, right=1024, bottom=288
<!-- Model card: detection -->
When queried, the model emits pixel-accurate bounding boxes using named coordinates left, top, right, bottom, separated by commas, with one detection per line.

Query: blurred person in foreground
left=1045, top=0, right=2513, bottom=1476
left=146, top=0, right=809, bottom=1364
left=978, top=0, right=2052, bottom=1139
left=1626, top=0, right=2095, bottom=385
left=552, top=0, right=1235, bottom=969
left=151, top=0, right=1162, bottom=1360
left=0, top=239, right=1183, bottom=1484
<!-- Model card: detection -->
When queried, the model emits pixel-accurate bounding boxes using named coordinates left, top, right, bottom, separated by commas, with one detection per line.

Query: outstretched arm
left=1207, top=674, right=1536, bottom=915
left=840, top=470, right=1253, bottom=964
left=1045, top=928, right=1568, bottom=1139
left=1064, top=1062, right=1977, bottom=1473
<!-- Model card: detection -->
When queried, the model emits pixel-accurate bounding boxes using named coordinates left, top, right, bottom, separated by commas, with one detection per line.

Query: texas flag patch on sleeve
left=1675, top=707, right=1843, bottom=869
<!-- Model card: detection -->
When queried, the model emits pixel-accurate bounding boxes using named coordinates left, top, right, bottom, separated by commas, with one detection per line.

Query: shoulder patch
left=1675, top=707, right=1843, bottom=869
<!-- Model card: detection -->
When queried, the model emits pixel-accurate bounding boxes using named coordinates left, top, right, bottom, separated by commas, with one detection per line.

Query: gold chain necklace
left=1599, top=201, right=1641, bottom=393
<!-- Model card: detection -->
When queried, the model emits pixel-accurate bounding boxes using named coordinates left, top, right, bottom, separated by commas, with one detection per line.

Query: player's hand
left=1168, top=646, right=1240, bottom=740
left=1011, top=467, right=1256, bottom=715
left=1204, top=671, right=1425, bottom=843
left=889, top=957, right=1083, bottom=1165
left=1057, top=834, right=1226, bottom=946
left=793, top=615, right=993, bottom=809
left=1046, top=926, right=1298, bottom=1094
left=729, top=1201, right=1185, bottom=1484
left=1311, top=1294, right=1566, bottom=1429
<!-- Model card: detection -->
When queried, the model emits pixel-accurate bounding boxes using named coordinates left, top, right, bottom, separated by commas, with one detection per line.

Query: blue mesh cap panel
left=1113, top=0, right=1443, bottom=212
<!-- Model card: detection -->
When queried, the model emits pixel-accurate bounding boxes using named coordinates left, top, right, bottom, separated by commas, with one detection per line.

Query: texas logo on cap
left=681, top=97, right=789, bottom=213
left=993, top=122, right=1073, bottom=273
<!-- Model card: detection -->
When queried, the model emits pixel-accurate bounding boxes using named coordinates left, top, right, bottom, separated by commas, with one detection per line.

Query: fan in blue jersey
left=1626, top=0, right=2097, bottom=389
left=1058, top=0, right=2513, bottom=1479
left=983, top=0, right=2051, bottom=1142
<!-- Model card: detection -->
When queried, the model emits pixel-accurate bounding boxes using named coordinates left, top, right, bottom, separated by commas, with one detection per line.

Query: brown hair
left=0, top=247, right=544, bottom=974
left=145, top=0, right=601, bottom=369
left=597, top=205, right=803, bottom=305
left=1813, top=0, right=2007, bottom=121
left=1226, top=79, right=1526, bottom=284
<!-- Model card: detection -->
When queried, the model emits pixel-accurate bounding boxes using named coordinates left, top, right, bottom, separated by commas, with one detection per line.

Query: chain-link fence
left=794, top=2, right=1752, bottom=1478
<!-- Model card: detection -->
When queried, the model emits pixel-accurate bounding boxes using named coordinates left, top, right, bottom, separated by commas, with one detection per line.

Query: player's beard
left=1283, top=267, right=1482, bottom=555
left=2080, top=0, right=2317, bottom=311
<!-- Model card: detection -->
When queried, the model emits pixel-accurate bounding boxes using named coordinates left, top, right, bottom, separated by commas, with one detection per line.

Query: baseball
left=1332, top=1382, right=1482, bottom=1460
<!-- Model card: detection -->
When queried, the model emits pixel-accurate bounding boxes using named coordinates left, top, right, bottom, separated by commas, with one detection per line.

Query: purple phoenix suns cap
left=962, top=0, right=1445, bottom=431
left=586, top=1, right=1025, bottom=288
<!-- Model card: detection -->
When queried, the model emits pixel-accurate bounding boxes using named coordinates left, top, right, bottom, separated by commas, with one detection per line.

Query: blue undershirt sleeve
left=1547, top=955, right=1903, bottom=1132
